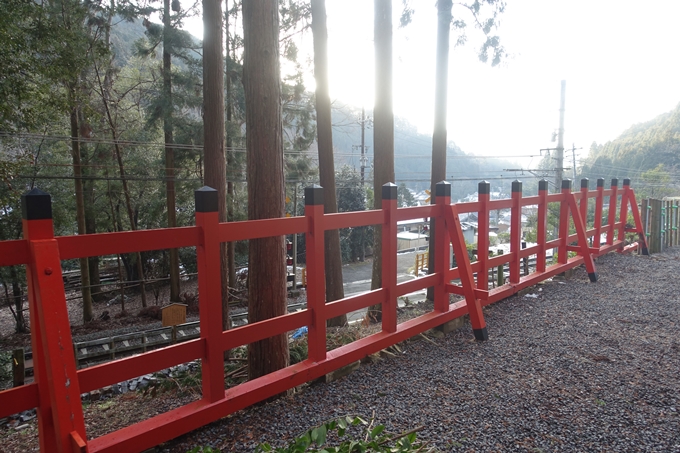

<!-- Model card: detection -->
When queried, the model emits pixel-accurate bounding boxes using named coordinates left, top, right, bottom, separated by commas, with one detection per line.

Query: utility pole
left=554, top=80, right=566, bottom=193
left=570, top=143, right=582, bottom=181
left=353, top=107, right=370, bottom=185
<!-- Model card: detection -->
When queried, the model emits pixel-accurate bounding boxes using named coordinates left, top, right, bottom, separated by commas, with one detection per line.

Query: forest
left=11, top=0, right=677, bottom=385
left=578, top=101, right=680, bottom=199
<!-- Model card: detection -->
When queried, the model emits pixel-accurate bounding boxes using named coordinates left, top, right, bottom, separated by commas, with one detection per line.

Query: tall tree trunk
left=427, top=0, right=452, bottom=302
left=225, top=0, right=237, bottom=291
left=164, top=0, right=181, bottom=302
left=311, top=0, right=346, bottom=327
left=203, top=0, right=229, bottom=329
left=70, top=99, right=94, bottom=322
left=368, top=0, right=395, bottom=323
left=243, top=0, right=290, bottom=381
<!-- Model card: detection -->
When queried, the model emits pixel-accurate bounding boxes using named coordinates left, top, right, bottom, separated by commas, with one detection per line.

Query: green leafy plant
left=255, top=416, right=439, bottom=453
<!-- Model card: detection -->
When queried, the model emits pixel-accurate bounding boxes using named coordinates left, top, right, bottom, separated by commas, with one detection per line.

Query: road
left=340, top=249, right=429, bottom=322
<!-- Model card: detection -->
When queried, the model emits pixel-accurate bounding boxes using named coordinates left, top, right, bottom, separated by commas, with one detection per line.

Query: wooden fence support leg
left=441, top=181, right=487, bottom=341
left=624, top=180, right=649, bottom=255
left=304, top=185, right=327, bottom=361
left=194, top=187, right=225, bottom=404
left=567, top=193, right=598, bottom=282
left=21, top=188, right=87, bottom=453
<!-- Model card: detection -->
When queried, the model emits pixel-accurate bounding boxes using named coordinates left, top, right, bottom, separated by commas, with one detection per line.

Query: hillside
left=330, top=104, right=518, bottom=198
left=580, top=102, right=680, bottom=187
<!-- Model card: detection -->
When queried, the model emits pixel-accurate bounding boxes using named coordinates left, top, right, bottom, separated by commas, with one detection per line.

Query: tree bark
left=243, top=0, right=290, bottom=381
left=427, top=0, right=452, bottom=302
left=203, top=0, right=229, bottom=329
left=368, top=0, right=394, bottom=323
left=311, top=0, right=346, bottom=327
left=164, top=0, right=180, bottom=302
left=70, top=101, right=94, bottom=322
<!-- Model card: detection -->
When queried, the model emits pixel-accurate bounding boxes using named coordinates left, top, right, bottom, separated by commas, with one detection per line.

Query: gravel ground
left=159, top=249, right=680, bottom=453
left=2, top=249, right=679, bottom=452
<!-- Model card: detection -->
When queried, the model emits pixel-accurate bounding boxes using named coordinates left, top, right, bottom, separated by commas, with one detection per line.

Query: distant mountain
left=580, top=102, right=680, bottom=184
left=330, top=104, right=518, bottom=199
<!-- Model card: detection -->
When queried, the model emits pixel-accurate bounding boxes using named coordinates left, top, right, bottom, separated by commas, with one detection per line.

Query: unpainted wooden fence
left=641, top=198, right=680, bottom=253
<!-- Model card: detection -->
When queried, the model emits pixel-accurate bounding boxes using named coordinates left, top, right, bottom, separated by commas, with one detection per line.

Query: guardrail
left=0, top=177, right=647, bottom=453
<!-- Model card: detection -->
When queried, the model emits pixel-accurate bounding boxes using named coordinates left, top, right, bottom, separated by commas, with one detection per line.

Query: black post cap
left=611, top=178, right=618, bottom=187
left=195, top=186, right=218, bottom=212
left=304, top=184, right=324, bottom=206
left=478, top=181, right=491, bottom=195
left=597, top=178, right=605, bottom=188
left=561, top=179, right=572, bottom=190
left=382, top=182, right=397, bottom=200
left=436, top=181, right=451, bottom=198
left=623, top=178, right=631, bottom=187
left=512, top=180, right=522, bottom=193
left=539, top=180, right=549, bottom=191
left=581, top=178, right=589, bottom=189
left=21, top=188, right=52, bottom=220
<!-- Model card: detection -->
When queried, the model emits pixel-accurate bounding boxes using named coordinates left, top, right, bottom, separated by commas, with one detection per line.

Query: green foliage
left=336, top=166, right=372, bottom=263
left=397, top=183, right=416, bottom=207
left=256, top=416, right=437, bottom=453
left=496, top=232, right=510, bottom=243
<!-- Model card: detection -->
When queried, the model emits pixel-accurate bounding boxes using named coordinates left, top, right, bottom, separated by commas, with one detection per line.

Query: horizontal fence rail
left=0, top=178, right=648, bottom=453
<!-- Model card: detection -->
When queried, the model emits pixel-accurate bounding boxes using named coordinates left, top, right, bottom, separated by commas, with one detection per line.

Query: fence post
left=304, top=185, right=327, bottom=361
left=580, top=179, right=589, bottom=242
left=622, top=180, right=649, bottom=255
left=650, top=199, right=661, bottom=253
left=21, top=188, right=87, bottom=452
left=618, top=179, right=631, bottom=244
left=558, top=180, right=572, bottom=264
left=607, top=179, right=618, bottom=245
left=510, top=180, right=522, bottom=283
left=537, top=180, right=548, bottom=272
left=194, top=187, right=225, bottom=404
left=434, top=181, right=451, bottom=313
left=381, top=183, right=398, bottom=333
left=496, top=249, right=504, bottom=286
left=477, top=181, right=490, bottom=291
left=594, top=178, right=605, bottom=249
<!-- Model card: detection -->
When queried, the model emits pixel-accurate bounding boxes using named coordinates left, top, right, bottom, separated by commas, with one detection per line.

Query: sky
left=185, top=0, right=680, bottom=167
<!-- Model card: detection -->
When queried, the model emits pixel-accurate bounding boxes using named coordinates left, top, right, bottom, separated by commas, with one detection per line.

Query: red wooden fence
left=0, top=177, right=647, bottom=453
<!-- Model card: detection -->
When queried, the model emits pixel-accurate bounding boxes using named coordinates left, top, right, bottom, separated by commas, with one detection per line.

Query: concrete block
left=317, top=360, right=361, bottom=384
left=436, top=315, right=466, bottom=335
